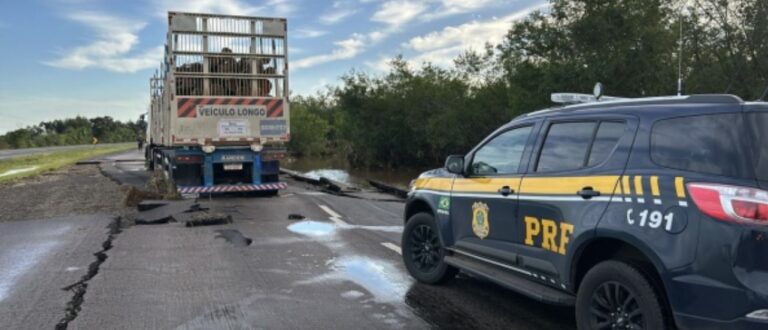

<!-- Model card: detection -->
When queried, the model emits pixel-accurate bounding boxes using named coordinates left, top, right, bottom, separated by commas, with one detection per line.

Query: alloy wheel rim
left=409, top=224, right=441, bottom=273
left=589, top=281, right=644, bottom=330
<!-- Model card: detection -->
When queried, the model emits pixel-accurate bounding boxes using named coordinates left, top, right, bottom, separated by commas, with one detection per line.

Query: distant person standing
left=137, top=137, right=144, bottom=151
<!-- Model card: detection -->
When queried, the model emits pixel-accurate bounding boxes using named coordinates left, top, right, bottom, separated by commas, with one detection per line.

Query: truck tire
left=575, top=260, right=665, bottom=330
left=401, top=212, right=458, bottom=284
left=262, top=190, right=279, bottom=197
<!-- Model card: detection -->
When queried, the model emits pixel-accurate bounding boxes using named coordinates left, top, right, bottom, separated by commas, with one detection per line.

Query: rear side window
left=651, top=113, right=753, bottom=178
left=587, top=122, right=625, bottom=166
left=537, top=122, right=596, bottom=172
left=536, top=120, right=626, bottom=172
left=747, top=113, right=768, bottom=180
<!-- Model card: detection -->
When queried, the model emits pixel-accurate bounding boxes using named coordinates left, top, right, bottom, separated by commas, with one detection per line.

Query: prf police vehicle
left=402, top=87, right=768, bottom=329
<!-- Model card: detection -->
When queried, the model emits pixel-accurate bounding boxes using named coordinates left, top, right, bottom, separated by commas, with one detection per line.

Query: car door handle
left=577, top=186, right=601, bottom=199
left=498, top=186, right=514, bottom=196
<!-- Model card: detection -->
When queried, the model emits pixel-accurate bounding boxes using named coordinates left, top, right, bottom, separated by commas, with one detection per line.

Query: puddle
left=340, top=224, right=402, bottom=233
left=341, top=290, right=365, bottom=299
left=303, top=169, right=350, bottom=183
left=287, top=221, right=336, bottom=237
left=297, top=256, right=409, bottom=304
left=0, top=166, right=39, bottom=178
left=286, top=219, right=415, bottom=327
left=287, top=220, right=402, bottom=237
left=214, top=229, right=253, bottom=247
left=336, top=257, right=409, bottom=303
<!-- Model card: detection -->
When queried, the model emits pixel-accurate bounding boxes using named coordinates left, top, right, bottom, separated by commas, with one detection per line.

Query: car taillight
left=687, top=183, right=768, bottom=225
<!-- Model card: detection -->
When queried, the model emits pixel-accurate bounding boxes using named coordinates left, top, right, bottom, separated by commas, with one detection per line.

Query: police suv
left=401, top=90, right=768, bottom=329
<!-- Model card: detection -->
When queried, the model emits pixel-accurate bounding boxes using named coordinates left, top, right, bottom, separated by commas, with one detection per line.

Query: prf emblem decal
left=438, top=196, right=450, bottom=210
left=472, top=202, right=490, bottom=239
left=437, top=196, right=451, bottom=215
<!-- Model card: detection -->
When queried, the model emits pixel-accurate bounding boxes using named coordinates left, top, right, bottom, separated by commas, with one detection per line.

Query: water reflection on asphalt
left=287, top=220, right=336, bottom=237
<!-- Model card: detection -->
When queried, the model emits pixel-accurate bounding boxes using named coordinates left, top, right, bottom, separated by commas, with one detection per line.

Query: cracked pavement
left=0, top=150, right=576, bottom=329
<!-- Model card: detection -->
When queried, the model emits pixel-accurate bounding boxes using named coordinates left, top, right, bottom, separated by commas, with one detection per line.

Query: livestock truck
left=146, top=12, right=289, bottom=196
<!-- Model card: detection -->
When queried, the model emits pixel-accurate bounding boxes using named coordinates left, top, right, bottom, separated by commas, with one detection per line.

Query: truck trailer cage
left=146, top=12, right=290, bottom=196
left=168, top=11, right=288, bottom=98
left=149, top=11, right=290, bottom=148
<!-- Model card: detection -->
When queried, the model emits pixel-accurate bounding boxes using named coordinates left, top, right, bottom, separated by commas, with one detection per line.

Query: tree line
left=289, top=0, right=768, bottom=169
left=0, top=116, right=142, bottom=149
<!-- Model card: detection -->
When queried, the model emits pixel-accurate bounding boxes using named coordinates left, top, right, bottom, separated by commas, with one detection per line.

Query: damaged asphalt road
left=0, top=150, right=576, bottom=329
left=0, top=215, right=119, bottom=330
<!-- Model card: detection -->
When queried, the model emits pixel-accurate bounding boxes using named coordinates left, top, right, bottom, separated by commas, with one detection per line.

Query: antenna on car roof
left=676, top=5, right=684, bottom=96
left=759, top=83, right=768, bottom=102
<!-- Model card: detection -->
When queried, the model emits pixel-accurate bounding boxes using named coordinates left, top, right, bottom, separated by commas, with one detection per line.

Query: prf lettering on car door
left=524, top=216, right=574, bottom=255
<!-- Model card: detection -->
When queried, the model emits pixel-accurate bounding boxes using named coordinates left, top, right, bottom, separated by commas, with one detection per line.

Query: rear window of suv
left=747, top=112, right=768, bottom=181
left=651, top=113, right=754, bottom=178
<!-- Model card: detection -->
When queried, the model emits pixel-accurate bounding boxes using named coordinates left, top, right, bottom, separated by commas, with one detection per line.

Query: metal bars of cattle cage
left=167, top=12, right=287, bottom=98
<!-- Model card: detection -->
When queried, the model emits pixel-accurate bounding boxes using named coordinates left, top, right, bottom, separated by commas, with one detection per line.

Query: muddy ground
left=0, top=164, right=131, bottom=222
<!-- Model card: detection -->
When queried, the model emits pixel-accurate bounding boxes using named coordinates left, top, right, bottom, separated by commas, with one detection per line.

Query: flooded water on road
left=282, top=157, right=426, bottom=189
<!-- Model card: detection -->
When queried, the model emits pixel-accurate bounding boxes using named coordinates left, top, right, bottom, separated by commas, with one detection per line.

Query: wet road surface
left=0, top=214, right=116, bottom=329
left=71, top=150, right=576, bottom=329
left=0, top=150, right=575, bottom=329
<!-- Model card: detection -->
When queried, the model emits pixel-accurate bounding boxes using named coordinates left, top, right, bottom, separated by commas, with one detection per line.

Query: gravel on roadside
left=0, top=164, right=133, bottom=222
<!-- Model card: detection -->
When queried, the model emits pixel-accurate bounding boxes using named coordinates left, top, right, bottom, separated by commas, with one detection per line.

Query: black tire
left=576, top=260, right=665, bottom=330
left=145, top=148, right=154, bottom=170
left=261, top=190, right=279, bottom=197
left=401, top=212, right=458, bottom=284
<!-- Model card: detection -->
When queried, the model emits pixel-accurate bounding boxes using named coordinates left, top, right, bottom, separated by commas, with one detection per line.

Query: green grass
left=0, top=143, right=135, bottom=183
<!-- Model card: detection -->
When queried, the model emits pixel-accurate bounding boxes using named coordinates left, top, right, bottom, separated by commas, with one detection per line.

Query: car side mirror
left=445, top=155, right=465, bottom=175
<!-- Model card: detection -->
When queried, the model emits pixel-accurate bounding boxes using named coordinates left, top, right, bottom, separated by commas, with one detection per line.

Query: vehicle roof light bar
left=550, top=93, right=628, bottom=105
left=551, top=83, right=629, bottom=105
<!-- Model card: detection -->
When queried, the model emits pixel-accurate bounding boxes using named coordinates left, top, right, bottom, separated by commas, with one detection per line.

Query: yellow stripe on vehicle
left=416, top=175, right=622, bottom=196
left=650, top=176, right=660, bottom=197
left=675, top=177, right=686, bottom=198
left=622, top=176, right=631, bottom=196
left=413, top=177, right=453, bottom=191
left=634, top=176, right=644, bottom=195
left=519, top=176, right=620, bottom=195
left=452, top=177, right=522, bottom=193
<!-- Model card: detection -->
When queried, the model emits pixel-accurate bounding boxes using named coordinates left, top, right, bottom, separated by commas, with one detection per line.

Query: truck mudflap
left=178, top=182, right=287, bottom=194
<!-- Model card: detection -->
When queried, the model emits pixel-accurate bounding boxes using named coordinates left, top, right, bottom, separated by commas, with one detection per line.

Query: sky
left=0, top=0, right=548, bottom=133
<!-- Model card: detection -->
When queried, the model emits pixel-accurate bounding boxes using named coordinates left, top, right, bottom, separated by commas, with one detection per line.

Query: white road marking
left=298, top=191, right=327, bottom=196
left=381, top=242, right=402, bottom=255
left=319, top=205, right=348, bottom=225
left=319, top=205, right=342, bottom=218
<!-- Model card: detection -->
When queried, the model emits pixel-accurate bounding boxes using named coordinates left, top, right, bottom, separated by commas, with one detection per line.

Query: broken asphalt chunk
left=135, top=200, right=197, bottom=224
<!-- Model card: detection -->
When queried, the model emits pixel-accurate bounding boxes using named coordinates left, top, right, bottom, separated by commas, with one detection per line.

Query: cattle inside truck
left=145, top=12, right=289, bottom=197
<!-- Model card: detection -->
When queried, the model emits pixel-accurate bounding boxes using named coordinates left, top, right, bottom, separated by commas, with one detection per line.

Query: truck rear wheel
left=575, top=260, right=665, bottom=330
left=402, top=212, right=457, bottom=284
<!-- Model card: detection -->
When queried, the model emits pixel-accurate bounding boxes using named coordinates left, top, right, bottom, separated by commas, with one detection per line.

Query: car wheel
left=576, top=260, right=665, bottom=330
left=401, top=212, right=458, bottom=284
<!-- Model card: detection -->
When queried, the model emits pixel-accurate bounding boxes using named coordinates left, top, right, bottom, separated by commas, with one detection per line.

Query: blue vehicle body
left=403, top=95, right=768, bottom=329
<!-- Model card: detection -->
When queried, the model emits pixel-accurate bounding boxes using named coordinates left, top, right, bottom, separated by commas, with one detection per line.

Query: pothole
left=214, top=229, right=253, bottom=247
